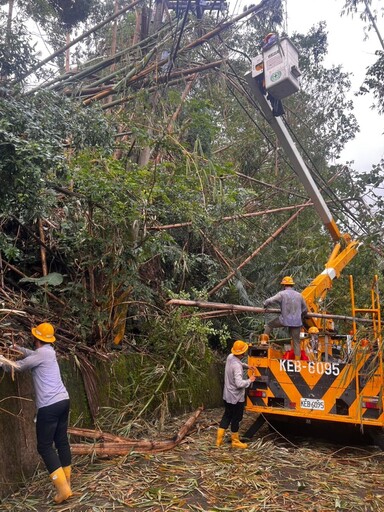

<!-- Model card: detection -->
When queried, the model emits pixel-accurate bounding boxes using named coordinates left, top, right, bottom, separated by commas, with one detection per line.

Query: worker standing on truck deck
left=216, top=340, right=256, bottom=449
left=0, top=323, right=72, bottom=504
left=261, top=276, right=308, bottom=360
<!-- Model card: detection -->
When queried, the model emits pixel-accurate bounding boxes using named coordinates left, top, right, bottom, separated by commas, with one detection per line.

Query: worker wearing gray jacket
left=261, top=276, right=308, bottom=359
left=216, top=340, right=255, bottom=449
left=1, top=323, right=72, bottom=504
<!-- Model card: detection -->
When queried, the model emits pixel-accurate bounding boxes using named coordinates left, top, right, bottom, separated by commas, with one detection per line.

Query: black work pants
left=36, top=399, right=71, bottom=474
left=219, top=400, right=245, bottom=433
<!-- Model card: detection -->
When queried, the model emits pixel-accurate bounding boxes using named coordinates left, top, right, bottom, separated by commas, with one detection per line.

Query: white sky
left=286, top=0, right=384, bottom=172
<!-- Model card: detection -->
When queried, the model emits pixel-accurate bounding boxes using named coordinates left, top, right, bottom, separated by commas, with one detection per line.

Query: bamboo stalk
left=208, top=203, right=309, bottom=296
left=82, top=46, right=158, bottom=105
left=85, top=57, right=223, bottom=105
left=3, top=261, right=65, bottom=306
left=0, top=308, right=26, bottom=316
left=148, top=203, right=313, bottom=231
left=166, top=74, right=197, bottom=134
left=70, top=406, right=203, bottom=456
left=0, top=355, right=19, bottom=369
left=38, top=218, right=48, bottom=277
left=12, top=0, right=145, bottom=87
left=68, top=426, right=128, bottom=443
left=82, top=21, right=179, bottom=91
left=167, top=299, right=382, bottom=325
left=101, top=77, right=186, bottom=109
left=134, top=339, right=184, bottom=421
left=82, top=1, right=268, bottom=105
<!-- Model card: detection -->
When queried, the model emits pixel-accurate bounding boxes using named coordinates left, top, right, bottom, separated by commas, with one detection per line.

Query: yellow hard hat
left=281, top=276, right=294, bottom=286
left=308, top=326, right=319, bottom=334
left=231, top=340, right=249, bottom=356
left=263, top=32, right=275, bottom=43
left=31, top=322, right=56, bottom=343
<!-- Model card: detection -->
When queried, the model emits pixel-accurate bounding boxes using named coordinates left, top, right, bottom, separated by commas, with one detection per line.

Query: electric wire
left=205, top=11, right=381, bottom=241
left=283, top=117, right=371, bottom=237
left=209, top=34, right=374, bottom=240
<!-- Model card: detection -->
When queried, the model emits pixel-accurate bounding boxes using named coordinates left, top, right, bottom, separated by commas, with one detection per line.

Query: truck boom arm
left=245, top=72, right=359, bottom=316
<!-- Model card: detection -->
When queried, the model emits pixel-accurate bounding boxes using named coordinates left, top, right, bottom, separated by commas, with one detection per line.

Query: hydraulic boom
left=245, top=72, right=359, bottom=320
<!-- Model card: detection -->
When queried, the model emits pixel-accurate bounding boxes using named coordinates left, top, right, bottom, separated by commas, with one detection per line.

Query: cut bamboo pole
left=69, top=406, right=203, bottom=456
left=167, top=299, right=382, bottom=325
left=38, top=218, right=48, bottom=277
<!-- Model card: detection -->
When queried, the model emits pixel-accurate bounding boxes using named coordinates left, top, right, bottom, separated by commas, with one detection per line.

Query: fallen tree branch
left=69, top=406, right=203, bottom=456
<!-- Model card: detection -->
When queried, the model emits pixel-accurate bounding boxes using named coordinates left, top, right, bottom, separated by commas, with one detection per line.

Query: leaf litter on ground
left=1, top=408, right=384, bottom=511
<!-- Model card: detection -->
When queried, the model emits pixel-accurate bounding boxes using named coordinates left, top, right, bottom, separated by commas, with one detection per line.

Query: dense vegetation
left=0, top=0, right=383, bottom=422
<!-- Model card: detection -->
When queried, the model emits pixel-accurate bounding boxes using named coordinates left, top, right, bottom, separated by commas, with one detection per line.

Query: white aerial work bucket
left=262, top=36, right=301, bottom=99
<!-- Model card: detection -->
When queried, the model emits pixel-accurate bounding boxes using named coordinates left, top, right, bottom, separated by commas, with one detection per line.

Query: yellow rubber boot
left=50, top=467, right=72, bottom=504
left=231, top=432, right=248, bottom=449
left=63, top=465, right=73, bottom=497
left=216, top=428, right=226, bottom=447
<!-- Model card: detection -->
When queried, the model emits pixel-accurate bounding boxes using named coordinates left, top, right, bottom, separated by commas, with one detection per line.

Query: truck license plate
left=300, top=398, right=325, bottom=410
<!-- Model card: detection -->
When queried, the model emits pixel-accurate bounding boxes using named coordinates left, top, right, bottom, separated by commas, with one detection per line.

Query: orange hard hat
left=31, top=322, right=56, bottom=343
left=231, top=340, right=249, bottom=356
left=308, top=326, right=319, bottom=334
left=281, top=276, right=294, bottom=286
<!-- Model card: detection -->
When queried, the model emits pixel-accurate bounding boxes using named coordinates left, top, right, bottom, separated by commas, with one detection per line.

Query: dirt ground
left=1, top=408, right=384, bottom=512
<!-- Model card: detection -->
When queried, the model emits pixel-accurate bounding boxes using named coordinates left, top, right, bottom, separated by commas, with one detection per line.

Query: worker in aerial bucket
left=216, top=340, right=256, bottom=449
left=261, top=276, right=308, bottom=360
left=0, top=323, right=72, bottom=503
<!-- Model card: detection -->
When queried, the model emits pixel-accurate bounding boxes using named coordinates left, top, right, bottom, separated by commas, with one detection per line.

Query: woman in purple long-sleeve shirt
left=2, top=322, right=72, bottom=504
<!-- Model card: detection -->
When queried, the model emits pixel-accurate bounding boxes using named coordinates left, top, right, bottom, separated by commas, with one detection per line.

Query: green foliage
left=291, top=25, right=359, bottom=160
left=0, top=11, right=40, bottom=83
left=0, top=91, right=114, bottom=217
left=48, top=0, right=95, bottom=29
left=19, top=272, right=64, bottom=286
left=359, top=52, right=384, bottom=114
left=181, top=98, right=219, bottom=156
left=0, top=0, right=382, bottom=358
